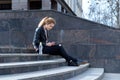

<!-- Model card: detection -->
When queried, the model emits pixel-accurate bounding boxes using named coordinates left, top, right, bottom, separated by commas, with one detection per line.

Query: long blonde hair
left=38, top=17, right=56, bottom=27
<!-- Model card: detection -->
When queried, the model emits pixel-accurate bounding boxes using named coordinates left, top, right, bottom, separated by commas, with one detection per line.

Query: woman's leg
left=43, top=45, right=77, bottom=63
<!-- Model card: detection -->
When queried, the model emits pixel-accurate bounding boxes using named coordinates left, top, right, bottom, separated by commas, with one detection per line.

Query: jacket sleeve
left=32, top=28, right=41, bottom=49
left=32, top=27, right=46, bottom=49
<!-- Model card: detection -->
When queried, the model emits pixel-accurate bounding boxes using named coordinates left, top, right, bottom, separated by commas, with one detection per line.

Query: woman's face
left=45, top=23, right=55, bottom=30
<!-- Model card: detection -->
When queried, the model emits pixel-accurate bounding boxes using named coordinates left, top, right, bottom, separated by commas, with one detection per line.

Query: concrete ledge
left=67, top=68, right=104, bottom=80
left=0, top=54, right=61, bottom=63
left=0, top=58, right=66, bottom=75
left=0, top=63, right=89, bottom=80
left=0, top=47, right=35, bottom=53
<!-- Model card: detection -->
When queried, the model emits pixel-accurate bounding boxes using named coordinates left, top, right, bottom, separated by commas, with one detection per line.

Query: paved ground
left=102, top=73, right=120, bottom=80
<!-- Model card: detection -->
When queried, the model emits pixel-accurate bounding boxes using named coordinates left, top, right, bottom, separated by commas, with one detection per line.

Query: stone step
left=0, top=58, right=66, bottom=75
left=102, top=73, right=120, bottom=80
left=67, top=68, right=104, bottom=80
left=0, top=54, right=61, bottom=63
left=0, top=47, right=35, bottom=53
left=0, top=63, right=89, bottom=80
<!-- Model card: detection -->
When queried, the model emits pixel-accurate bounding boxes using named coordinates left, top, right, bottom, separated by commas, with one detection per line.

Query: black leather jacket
left=33, top=26, right=47, bottom=49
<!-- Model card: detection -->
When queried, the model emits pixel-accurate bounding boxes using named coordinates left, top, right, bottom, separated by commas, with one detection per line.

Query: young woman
left=33, top=17, right=87, bottom=66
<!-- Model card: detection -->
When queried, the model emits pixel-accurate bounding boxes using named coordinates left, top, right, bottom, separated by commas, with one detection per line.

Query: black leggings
left=42, top=44, right=77, bottom=62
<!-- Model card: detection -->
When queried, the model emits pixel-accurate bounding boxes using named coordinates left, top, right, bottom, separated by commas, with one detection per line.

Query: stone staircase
left=0, top=48, right=104, bottom=80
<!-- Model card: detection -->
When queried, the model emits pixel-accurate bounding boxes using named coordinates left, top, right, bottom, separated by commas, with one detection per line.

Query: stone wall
left=0, top=10, right=120, bottom=73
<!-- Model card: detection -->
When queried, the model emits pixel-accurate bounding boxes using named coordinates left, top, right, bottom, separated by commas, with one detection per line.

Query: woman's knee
left=56, top=44, right=63, bottom=49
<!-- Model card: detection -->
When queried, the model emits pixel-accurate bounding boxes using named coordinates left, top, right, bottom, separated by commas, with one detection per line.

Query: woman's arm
left=33, top=27, right=41, bottom=50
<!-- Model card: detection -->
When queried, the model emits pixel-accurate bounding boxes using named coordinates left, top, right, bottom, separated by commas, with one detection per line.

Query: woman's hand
left=46, top=42, right=55, bottom=46
left=35, top=48, right=39, bottom=52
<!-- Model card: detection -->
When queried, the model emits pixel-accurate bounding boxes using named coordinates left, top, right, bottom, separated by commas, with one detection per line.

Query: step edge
left=0, top=54, right=50, bottom=56
left=0, top=58, right=65, bottom=68
left=0, top=63, right=89, bottom=80
left=67, top=68, right=104, bottom=80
